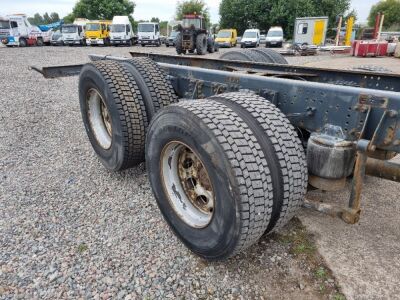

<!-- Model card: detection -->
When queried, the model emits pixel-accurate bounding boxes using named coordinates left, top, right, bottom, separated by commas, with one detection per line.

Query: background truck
left=62, top=18, right=88, bottom=46
left=294, top=16, right=329, bottom=46
left=110, top=16, right=134, bottom=46
left=0, top=14, right=51, bottom=47
left=85, top=20, right=112, bottom=46
left=215, top=29, right=237, bottom=48
left=137, top=22, right=161, bottom=47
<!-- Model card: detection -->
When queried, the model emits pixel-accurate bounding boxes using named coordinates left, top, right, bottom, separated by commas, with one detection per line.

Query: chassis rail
left=31, top=52, right=400, bottom=224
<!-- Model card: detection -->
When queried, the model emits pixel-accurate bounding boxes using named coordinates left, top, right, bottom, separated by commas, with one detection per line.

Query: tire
left=19, top=38, right=27, bottom=47
left=36, top=38, right=44, bottom=47
left=166, top=44, right=169, bottom=47
left=175, top=33, right=183, bottom=54
left=146, top=99, right=274, bottom=260
left=208, top=43, right=215, bottom=53
left=253, top=49, right=288, bottom=64
left=78, top=60, right=148, bottom=171
left=119, top=57, right=178, bottom=121
left=220, top=49, right=266, bottom=62
left=209, top=92, right=308, bottom=232
left=196, top=33, right=207, bottom=55
left=127, top=39, right=132, bottom=47
left=141, top=43, right=145, bottom=47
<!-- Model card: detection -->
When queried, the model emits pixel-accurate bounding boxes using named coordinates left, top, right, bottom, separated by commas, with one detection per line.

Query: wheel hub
left=161, top=142, right=215, bottom=228
left=86, top=88, right=112, bottom=150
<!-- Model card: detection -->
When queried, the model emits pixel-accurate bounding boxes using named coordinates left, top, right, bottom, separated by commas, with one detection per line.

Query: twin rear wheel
left=79, top=60, right=307, bottom=260
left=146, top=93, right=307, bottom=260
left=78, top=58, right=178, bottom=171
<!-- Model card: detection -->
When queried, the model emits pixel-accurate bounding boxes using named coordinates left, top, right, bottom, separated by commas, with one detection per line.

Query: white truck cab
left=137, top=22, right=160, bottom=47
left=62, top=18, right=88, bottom=46
left=241, top=29, right=260, bottom=48
left=0, top=14, right=50, bottom=47
left=110, top=16, right=134, bottom=46
left=266, top=26, right=284, bottom=47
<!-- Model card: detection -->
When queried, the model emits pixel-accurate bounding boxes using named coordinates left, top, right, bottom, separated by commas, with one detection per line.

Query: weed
left=78, top=243, right=88, bottom=253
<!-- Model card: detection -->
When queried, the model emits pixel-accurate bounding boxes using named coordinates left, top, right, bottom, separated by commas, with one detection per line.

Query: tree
left=50, top=13, right=60, bottom=23
left=368, top=0, right=400, bottom=30
left=151, top=17, right=160, bottom=23
left=175, top=0, right=210, bottom=27
left=71, top=0, right=135, bottom=20
left=28, top=12, right=61, bottom=25
left=219, top=0, right=351, bottom=38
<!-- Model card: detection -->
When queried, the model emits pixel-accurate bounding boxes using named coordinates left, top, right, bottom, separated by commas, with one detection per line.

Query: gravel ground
left=0, top=45, right=398, bottom=299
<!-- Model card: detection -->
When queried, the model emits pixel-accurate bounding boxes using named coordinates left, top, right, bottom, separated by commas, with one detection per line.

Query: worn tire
left=119, top=57, right=178, bottom=121
left=79, top=60, right=148, bottom=171
left=220, top=49, right=266, bottom=62
left=196, top=33, right=207, bottom=55
left=254, top=48, right=288, bottom=64
left=175, top=33, right=183, bottom=54
left=146, top=99, right=274, bottom=260
left=209, top=92, right=308, bottom=232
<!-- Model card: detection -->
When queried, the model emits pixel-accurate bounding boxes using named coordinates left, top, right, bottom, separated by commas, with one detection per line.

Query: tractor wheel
left=253, top=48, right=288, bottom=64
left=175, top=33, right=184, bottom=54
left=146, top=99, right=274, bottom=260
left=196, top=33, right=207, bottom=55
left=209, top=92, right=308, bottom=232
left=207, top=41, right=215, bottom=53
left=78, top=60, right=148, bottom=171
left=119, top=57, right=178, bottom=121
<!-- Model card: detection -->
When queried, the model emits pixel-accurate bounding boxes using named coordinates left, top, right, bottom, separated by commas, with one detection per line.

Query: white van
left=110, top=16, right=134, bottom=46
left=266, top=26, right=284, bottom=47
left=137, top=22, right=160, bottom=47
left=241, top=29, right=260, bottom=48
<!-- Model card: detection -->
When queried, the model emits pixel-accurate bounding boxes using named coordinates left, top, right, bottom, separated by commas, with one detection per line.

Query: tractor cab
left=181, top=15, right=205, bottom=30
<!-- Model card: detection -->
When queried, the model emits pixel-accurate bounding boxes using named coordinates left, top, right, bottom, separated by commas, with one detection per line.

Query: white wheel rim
left=86, top=88, right=112, bottom=150
left=161, top=142, right=215, bottom=228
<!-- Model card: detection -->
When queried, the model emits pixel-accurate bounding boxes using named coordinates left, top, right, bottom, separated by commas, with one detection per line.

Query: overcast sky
left=1, top=0, right=378, bottom=24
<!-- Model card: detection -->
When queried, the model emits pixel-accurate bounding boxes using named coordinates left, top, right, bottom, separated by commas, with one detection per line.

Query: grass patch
left=315, top=267, right=328, bottom=279
left=77, top=243, right=88, bottom=253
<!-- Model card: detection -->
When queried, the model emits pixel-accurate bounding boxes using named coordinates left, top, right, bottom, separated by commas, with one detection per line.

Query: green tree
left=50, top=12, right=60, bottom=23
left=219, top=0, right=351, bottom=37
left=63, top=13, right=75, bottom=24
left=151, top=17, right=160, bottom=23
left=28, top=12, right=61, bottom=25
left=28, top=13, right=44, bottom=25
left=175, top=0, right=210, bottom=27
left=71, top=0, right=135, bottom=20
left=368, top=0, right=400, bottom=30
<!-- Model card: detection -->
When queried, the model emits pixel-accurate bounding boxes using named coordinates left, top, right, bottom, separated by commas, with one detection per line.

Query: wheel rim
left=86, top=88, right=112, bottom=149
left=161, top=142, right=215, bottom=228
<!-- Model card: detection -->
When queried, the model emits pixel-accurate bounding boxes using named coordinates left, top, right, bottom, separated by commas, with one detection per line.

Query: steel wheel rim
left=161, top=142, right=215, bottom=228
left=86, top=88, right=112, bottom=150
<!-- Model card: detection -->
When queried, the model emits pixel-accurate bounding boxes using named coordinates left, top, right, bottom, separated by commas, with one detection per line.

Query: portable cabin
left=294, top=17, right=328, bottom=46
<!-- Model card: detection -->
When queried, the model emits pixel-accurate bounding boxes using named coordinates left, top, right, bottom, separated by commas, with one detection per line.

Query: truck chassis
left=32, top=51, right=400, bottom=260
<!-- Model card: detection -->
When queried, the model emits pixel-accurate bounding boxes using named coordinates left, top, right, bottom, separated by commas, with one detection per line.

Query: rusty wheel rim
left=86, top=88, right=112, bottom=150
left=161, top=142, right=215, bottom=228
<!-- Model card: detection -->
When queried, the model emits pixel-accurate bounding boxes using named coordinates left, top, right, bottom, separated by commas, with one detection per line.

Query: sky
left=1, top=0, right=378, bottom=24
